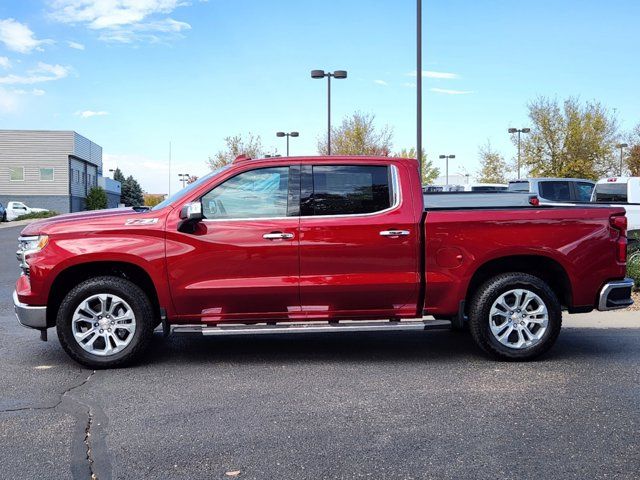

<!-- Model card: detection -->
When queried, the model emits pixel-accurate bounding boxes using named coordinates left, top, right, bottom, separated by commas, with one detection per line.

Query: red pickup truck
left=14, top=156, right=633, bottom=368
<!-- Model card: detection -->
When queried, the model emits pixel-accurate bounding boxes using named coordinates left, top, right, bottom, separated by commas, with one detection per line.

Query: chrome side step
left=171, top=319, right=451, bottom=336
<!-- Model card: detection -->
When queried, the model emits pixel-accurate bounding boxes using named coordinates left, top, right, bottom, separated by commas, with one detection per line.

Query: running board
left=171, top=319, right=451, bottom=336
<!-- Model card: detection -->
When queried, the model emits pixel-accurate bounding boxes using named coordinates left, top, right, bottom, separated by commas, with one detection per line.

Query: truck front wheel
left=56, top=276, right=155, bottom=368
left=469, top=272, right=562, bottom=361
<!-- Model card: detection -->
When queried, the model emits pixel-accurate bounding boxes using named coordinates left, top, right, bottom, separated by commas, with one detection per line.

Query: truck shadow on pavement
left=140, top=327, right=640, bottom=367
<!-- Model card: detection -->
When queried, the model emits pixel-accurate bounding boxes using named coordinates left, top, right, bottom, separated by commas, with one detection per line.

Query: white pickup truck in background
left=591, top=177, right=640, bottom=233
left=4, top=201, right=49, bottom=222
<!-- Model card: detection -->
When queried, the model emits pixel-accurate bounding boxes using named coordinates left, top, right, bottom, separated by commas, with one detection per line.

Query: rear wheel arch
left=465, top=255, right=573, bottom=312
left=47, top=261, right=161, bottom=328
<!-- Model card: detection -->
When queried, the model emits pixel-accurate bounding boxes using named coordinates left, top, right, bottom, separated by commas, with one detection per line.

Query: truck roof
left=233, top=155, right=419, bottom=166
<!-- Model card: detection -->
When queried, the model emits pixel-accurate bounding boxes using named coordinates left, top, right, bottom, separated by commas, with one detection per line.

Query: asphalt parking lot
left=1, top=223, right=639, bottom=480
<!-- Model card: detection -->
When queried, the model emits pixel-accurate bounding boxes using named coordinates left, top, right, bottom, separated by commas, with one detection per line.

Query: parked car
left=591, top=177, right=640, bottom=232
left=5, top=201, right=49, bottom=221
left=508, top=178, right=595, bottom=204
left=0, top=202, right=6, bottom=222
left=14, top=156, right=632, bottom=368
left=463, top=183, right=508, bottom=192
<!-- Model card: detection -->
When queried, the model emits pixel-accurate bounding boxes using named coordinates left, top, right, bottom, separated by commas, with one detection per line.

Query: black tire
left=56, top=276, right=155, bottom=368
left=469, top=272, right=562, bottom=361
left=1, top=212, right=6, bottom=222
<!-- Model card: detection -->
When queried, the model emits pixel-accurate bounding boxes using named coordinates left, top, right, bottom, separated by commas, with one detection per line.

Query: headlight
left=17, top=235, right=49, bottom=274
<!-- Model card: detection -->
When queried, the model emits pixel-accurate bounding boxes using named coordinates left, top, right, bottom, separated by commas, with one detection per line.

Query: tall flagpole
left=168, top=141, right=172, bottom=196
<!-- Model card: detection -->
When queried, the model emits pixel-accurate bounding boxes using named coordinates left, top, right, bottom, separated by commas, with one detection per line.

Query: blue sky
left=1, top=0, right=639, bottom=193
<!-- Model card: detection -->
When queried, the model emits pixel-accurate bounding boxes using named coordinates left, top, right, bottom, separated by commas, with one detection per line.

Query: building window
left=40, top=167, right=54, bottom=181
left=10, top=166, right=24, bottom=181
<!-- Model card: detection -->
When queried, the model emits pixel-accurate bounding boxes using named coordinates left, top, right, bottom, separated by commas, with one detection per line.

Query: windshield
left=508, top=181, right=530, bottom=192
left=592, top=183, right=628, bottom=202
left=151, top=165, right=232, bottom=211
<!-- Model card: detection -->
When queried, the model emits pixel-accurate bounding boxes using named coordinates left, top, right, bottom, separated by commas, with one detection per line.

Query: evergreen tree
left=85, top=186, right=108, bottom=210
left=121, top=175, right=144, bottom=206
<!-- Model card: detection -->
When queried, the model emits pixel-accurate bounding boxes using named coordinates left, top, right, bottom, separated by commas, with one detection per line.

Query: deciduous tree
left=477, top=141, right=509, bottom=183
left=520, top=96, right=619, bottom=179
left=394, top=148, right=439, bottom=184
left=317, top=112, right=393, bottom=156
left=207, top=133, right=266, bottom=170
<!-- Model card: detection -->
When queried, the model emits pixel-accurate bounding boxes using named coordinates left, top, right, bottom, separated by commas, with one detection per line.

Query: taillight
left=610, top=214, right=627, bottom=263
left=529, top=196, right=540, bottom=206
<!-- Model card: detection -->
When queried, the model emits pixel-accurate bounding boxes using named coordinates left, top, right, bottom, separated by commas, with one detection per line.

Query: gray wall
left=0, top=130, right=74, bottom=197
left=0, top=194, right=69, bottom=214
left=0, top=130, right=103, bottom=214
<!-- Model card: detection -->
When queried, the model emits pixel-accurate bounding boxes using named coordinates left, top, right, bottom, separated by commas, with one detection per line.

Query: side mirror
left=179, top=202, right=203, bottom=221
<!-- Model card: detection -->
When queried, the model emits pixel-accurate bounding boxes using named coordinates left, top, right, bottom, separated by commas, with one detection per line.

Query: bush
left=86, top=186, right=108, bottom=210
left=14, top=211, right=58, bottom=221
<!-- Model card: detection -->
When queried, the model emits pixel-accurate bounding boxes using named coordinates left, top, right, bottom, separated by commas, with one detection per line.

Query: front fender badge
left=125, top=218, right=159, bottom=225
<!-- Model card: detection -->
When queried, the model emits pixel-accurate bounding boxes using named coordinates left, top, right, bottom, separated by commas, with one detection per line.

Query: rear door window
left=593, top=183, right=628, bottom=202
left=575, top=182, right=595, bottom=202
left=301, top=165, right=392, bottom=216
left=538, top=181, right=571, bottom=201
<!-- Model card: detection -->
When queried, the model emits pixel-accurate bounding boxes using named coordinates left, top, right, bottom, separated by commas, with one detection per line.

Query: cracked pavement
left=1, top=224, right=639, bottom=479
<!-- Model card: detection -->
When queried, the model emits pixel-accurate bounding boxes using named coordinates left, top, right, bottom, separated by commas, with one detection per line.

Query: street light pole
left=311, top=70, right=347, bottom=155
left=276, top=132, right=300, bottom=156
left=616, top=143, right=629, bottom=175
left=508, top=128, right=530, bottom=179
left=417, top=0, right=423, bottom=179
left=439, top=154, right=455, bottom=186
left=178, top=173, right=190, bottom=189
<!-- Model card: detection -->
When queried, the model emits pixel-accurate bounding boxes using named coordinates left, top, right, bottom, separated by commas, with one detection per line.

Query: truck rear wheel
left=469, top=272, right=562, bottom=361
left=56, top=276, right=155, bottom=368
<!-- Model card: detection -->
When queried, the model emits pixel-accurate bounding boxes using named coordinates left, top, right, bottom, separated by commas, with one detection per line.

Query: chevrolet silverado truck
left=13, top=156, right=634, bottom=368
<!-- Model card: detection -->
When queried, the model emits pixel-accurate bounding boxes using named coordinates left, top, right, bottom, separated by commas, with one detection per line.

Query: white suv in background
left=508, top=178, right=595, bottom=204
left=591, top=177, right=640, bottom=232
left=4, top=201, right=49, bottom=221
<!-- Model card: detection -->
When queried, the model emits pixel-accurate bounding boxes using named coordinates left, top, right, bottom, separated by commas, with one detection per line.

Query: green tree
left=207, top=133, right=266, bottom=170
left=625, top=123, right=640, bottom=176
left=85, top=186, right=108, bottom=210
left=394, top=147, right=439, bottom=184
left=477, top=141, right=509, bottom=183
left=520, top=96, right=619, bottom=179
left=112, top=167, right=125, bottom=184
left=627, top=145, right=640, bottom=177
left=317, top=112, right=393, bottom=156
left=121, top=175, right=144, bottom=206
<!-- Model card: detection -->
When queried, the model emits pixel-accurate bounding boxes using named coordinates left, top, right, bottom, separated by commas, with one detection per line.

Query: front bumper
left=597, top=278, right=634, bottom=311
left=13, top=290, right=47, bottom=329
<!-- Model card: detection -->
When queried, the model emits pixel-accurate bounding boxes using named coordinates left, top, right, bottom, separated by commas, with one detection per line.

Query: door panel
left=167, top=218, right=300, bottom=321
left=299, top=164, right=419, bottom=319
left=166, top=165, right=301, bottom=322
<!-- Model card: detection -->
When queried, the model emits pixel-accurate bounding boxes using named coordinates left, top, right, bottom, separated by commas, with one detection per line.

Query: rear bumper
left=597, top=278, right=634, bottom=311
left=13, top=290, right=47, bottom=329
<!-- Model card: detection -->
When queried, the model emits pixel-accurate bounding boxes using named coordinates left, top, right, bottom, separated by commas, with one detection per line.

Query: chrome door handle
left=263, top=232, right=294, bottom=240
left=380, top=230, right=410, bottom=237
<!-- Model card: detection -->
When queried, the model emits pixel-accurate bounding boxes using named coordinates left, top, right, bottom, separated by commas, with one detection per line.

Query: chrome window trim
left=199, top=164, right=400, bottom=222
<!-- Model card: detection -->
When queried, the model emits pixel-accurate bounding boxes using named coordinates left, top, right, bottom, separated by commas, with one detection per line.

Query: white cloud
left=408, top=70, right=460, bottom=79
left=67, top=40, right=85, bottom=50
left=402, top=82, right=416, bottom=88
left=0, top=18, right=53, bottom=53
left=0, top=62, right=70, bottom=85
left=0, top=87, right=18, bottom=112
left=49, top=0, right=192, bottom=43
left=374, top=79, right=388, bottom=86
left=0, top=86, right=46, bottom=113
left=75, top=110, right=109, bottom=118
left=0, top=56, right=10, bottom=69
left=430, top=87, right=474, bottom=95
left=14, top=88, right=46, bottom=96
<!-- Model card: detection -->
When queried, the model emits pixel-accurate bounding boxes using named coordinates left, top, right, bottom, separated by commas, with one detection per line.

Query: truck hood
left=20, top=208, right=145, bottom=236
